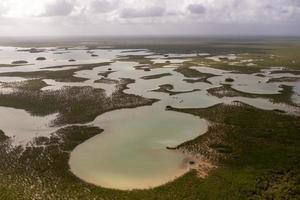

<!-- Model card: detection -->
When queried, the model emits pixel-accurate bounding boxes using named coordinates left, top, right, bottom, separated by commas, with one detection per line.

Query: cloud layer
left=0, top=0, right=299, bottom=36
left=42, top=0, right=74, bottom=16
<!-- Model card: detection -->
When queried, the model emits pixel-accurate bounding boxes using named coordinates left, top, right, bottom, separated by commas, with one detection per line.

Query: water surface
left=70, top=103, right=208, bottom=190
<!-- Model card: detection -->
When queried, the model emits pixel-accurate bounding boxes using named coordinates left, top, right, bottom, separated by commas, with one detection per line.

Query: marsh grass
left=169, top=103, right=300, bottom=199
left=0, top=62, right=111, bottom=82
left=0, top=79, right=157, bottom=125
left=141, top=73, right=172, bottom=80
left=208, top=84, right=297, bottom=106
left=0, top=40, right=300, bottom=199
left=1, top=103, right=299, bottom=199
left=152, top=84, right=200, bottom=96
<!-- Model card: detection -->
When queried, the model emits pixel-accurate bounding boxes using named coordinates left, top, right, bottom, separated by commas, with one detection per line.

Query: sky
left=0, top=0, right=299, bottom=36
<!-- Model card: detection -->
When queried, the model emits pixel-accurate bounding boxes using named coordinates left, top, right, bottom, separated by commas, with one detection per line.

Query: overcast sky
left=0, top=0, right=299, bottom=36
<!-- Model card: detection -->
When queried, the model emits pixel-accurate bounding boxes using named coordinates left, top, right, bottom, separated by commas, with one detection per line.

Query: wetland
left=0, top=37, right=300, bottom=199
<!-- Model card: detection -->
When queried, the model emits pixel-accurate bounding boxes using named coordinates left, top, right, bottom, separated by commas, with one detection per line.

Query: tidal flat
left=0, top=37, right=300, bottom=199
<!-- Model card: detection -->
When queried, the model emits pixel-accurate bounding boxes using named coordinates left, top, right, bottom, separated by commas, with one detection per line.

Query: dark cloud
left=42, top=0, right=74, bottom=17
left=187, top=4, right=206, bottom=14
left=120, top=6, right=165, bottom=18
left=90, top=0, right=119, bottom=13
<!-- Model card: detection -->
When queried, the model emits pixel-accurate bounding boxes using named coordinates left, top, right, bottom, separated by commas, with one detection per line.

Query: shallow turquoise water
left=69, top=103, right=208, bottom=190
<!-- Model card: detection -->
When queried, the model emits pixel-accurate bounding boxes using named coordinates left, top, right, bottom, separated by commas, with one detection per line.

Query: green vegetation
left=0, top=126, right=104, bottom=200
left=175, top=67, right=214, bottom=78
left=0, top=40, right=300, bottom=199
left=17, top=48, right=45, bottom=53
left=0, top=130, right=8, bottom=141
left=254, top=44, right=300, bottom=70
left=152, top=84, right=200, bottom=96
left=11, top=60, right=28, bottom=65
left=169, top=103, right=300, bottom=199
left=175, top=67, right=214, bottom=84
left=36, top=57, right=46, bottom=61
left=172, top=40, right=300, bottom=73
left=207, top=84, right=297, bottom=106
left=118, top=55, right=153, bottom=65
left=98, top=70, right=115, bottom=78
left=118, top=55, right=173, bottom=68
left=141, top=73, right=172, bottom=80
left=225, top=77, right=234, bottom=82
left=1, top=103, right=299, bottom=199
left=0, top=64, right=19, bottom=68
left=268, top=77, right=300, bottom=83
left=2, top=79, right=48, bottom=91
left=0, top=62, right=111, bottom=82
left=94, top=77, right=118, bottom=84
left=118, top=40, right=300, bottom=76
left=0, top=79, right=157, bottom=125
left=209, top=144, right=233, bottom=154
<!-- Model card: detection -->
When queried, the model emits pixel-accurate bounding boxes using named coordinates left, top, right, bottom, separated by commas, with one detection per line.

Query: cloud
left=89, top=0, right=119, bottom=13
left=0, top=1, right=12, bottom=17
left=0, top=2, right=4, bottom=16
left=187, top=4, right=206, bottom=14
left=42, top=0, right=74, bottom=17
left=0, top=0, right=300, bottom=36
left=120, top=6, right=165, bottom=18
